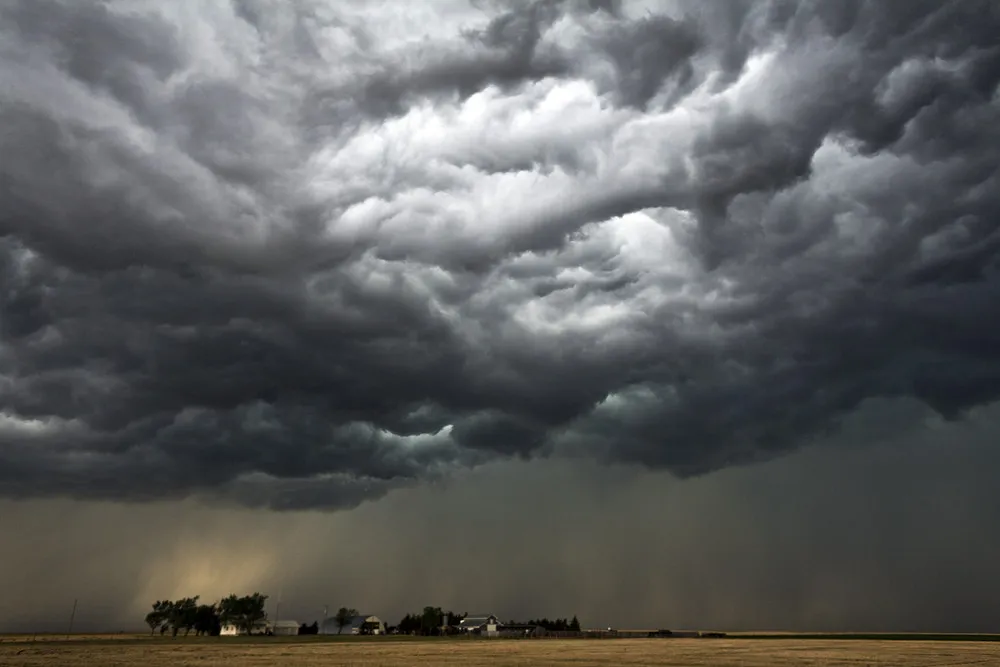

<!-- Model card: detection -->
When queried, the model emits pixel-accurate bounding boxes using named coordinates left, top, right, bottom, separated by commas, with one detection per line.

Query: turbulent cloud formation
left=1, top=0, right=999, bottom=509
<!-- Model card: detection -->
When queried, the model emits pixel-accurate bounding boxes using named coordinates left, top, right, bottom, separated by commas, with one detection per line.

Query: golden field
left=3, top=635, right=1000, bottom=666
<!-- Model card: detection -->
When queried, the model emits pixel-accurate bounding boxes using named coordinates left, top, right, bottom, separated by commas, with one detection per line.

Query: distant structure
left=270, top=620, right=300, bottom=636
left=458, top=614, right=500, bottom=637
left=319, top=614, right=386, bottom=635
left=220, top=620, right=269, bottom=636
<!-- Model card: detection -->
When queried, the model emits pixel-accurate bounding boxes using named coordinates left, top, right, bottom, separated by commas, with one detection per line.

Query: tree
left=569, top=615, right=581, bottom=632
left=218, top=593, right=268, bottom=635
left=167, top=597, right=199, bottom=636
left=420, top=607, right=443, bottom=635
left=145, top=600, right=172, bottom=635
left=334, top=607, right=358, bottom=635
left=397, top=613, right=420, bottom=635
left=144, top=611, right=160, bottom=635
left=193, top=604, right=221, bottom=636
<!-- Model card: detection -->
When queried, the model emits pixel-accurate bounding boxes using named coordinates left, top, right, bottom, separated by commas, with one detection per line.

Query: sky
left=1, top=0, right=999, bottom=633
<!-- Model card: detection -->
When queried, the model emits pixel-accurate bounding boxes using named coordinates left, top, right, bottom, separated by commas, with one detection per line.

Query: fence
left=463, top=630, right=695, bottom=640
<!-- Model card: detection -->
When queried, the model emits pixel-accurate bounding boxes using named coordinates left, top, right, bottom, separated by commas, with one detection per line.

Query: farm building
left=319, top=614, right=386, bottom=635
left=458, top=614, right=501, bottom=636
left=270, top=620, right=300, bottom=636
left=220, top=620, right=269, bottom=636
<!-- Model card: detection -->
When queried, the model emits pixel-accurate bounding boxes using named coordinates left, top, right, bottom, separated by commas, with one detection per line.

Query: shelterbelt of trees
left=144, top=593, right=268, bottom=636
left=391, top=608, right=581, bottom=635
left=145, top=596, right=581, bottom=637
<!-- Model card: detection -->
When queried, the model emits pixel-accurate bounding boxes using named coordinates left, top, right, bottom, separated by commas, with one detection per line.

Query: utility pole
left=66, top=599, right=78, bottom=639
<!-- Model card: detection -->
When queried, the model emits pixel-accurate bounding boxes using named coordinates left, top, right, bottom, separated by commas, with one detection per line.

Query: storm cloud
left=2, top=0, right=999, bottom=509
left=4, top=398, right=1000, bottom=633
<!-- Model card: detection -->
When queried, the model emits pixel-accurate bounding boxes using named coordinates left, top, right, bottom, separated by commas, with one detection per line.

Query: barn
left=458, top=614, right=501, bottom=636
left=319, top=614, right=386, bottom=635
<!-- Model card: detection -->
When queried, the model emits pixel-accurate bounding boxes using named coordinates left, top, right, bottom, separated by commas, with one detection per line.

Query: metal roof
left=459, top=615, right=499, bottom=626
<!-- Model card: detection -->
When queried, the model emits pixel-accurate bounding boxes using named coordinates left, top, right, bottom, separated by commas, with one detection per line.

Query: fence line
left=445, top=630, right=695, bottom=640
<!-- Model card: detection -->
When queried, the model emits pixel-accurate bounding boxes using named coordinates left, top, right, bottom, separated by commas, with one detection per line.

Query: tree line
left=388, top=608, right=582, bottom=635
left=144, top=599, right=373, bottom=637
left=144, top=593, right=268, bottom=636
left=519, top=616, right=581, bottom=632
left=145, top=596, right=582, bottom=637
left=392, top=607, right=466, bottom=635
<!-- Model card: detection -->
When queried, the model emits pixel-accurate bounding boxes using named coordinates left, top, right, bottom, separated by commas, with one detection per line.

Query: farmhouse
left=458, top=614, right=501, bottom=636
left=220, top=620, right=269, bottom=636
left=319, top=614, right=386, bottom=635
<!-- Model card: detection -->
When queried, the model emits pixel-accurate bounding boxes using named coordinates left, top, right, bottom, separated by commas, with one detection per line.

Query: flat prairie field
left=3, top=635, right=1000, bottom=667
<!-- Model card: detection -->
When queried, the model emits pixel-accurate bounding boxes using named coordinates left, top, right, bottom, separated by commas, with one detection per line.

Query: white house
left=458, top=614, right=501, bottom=637
left=220, top=620, right=269, bottom=636
left=319, top=614, right=385, bottom=635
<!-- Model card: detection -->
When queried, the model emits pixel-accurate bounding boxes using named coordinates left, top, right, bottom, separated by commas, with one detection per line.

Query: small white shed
left=271, top=620, right=300, bottom=636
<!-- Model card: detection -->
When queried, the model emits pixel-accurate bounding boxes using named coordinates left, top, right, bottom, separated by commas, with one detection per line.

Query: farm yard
left=3, top=634, right=1000, bottom=666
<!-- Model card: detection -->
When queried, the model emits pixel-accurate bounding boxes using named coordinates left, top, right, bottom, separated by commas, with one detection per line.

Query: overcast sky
left=1, top=0, right=999, bottom=633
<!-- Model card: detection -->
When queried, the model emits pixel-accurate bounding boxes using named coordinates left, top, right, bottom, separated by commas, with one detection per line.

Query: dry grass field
left=2, top=635, right=1000, bottom=666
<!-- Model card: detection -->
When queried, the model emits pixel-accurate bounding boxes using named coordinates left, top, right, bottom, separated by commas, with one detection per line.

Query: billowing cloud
left=1, top=0, right=999, bottom=508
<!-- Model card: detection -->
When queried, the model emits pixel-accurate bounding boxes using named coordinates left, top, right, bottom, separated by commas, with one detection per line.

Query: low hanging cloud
left=5, top=401, right=1000, bottom=633
left=1, top=0, right=999, bottom=509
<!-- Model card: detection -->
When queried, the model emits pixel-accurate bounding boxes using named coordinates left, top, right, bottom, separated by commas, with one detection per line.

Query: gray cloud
left=2, top=398, right=1000, bottom=632
left=1, top=0, right=999, bottom=509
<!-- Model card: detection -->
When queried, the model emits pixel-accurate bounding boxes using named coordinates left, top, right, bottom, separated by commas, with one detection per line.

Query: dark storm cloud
left=3, top=402, right=1000, bottom=632
left=1, top=0, right=999, bottom=509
